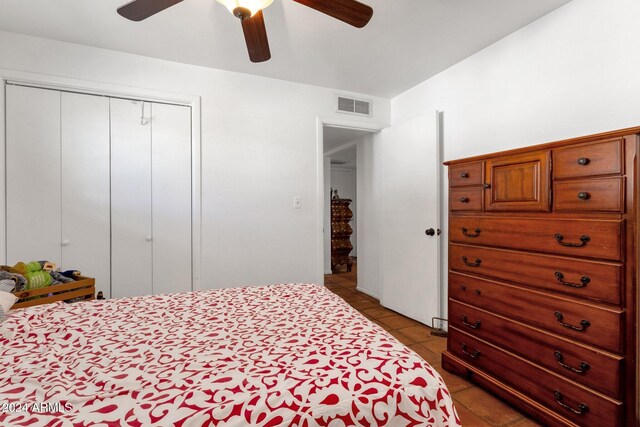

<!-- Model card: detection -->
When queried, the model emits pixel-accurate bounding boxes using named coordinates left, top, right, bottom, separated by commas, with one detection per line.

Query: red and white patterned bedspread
left=0, top=284, right=459, bottom=426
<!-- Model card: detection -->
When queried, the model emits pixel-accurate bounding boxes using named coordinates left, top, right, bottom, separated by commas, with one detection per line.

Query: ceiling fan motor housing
left=233, top=6, right=252, bottom=20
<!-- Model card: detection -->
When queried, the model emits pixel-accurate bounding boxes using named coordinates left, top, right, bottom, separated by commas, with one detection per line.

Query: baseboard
left=356, top=286, right=379, bottom=300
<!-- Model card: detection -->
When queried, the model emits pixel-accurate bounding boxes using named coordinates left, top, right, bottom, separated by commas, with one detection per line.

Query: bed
left=0, top=283, right=459, bottom=426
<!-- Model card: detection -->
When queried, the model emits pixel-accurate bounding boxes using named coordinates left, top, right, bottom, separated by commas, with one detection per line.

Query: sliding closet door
left=60, top=92, right=111, bottom=297
left=6, top=85, right=62, bottom=265
left=151, top=103, right=192, bottom=294
left=110, top=98, right=152, bottom=298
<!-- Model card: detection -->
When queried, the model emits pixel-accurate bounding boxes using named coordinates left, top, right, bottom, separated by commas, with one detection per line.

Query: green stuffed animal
left=23, top=261, right=52, bottom=290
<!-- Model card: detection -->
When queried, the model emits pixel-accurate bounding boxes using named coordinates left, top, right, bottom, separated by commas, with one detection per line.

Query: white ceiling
left=324, top=126, right=372, bottom=153
left=330, top=146, right=356, bottom=168
left=0, top=0, right=571, bottom=98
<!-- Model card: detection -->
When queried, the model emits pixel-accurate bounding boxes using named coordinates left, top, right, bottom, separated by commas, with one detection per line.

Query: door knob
left=61, top=239, right=70, bottom=246
left=145, top=236, right=153, bottom=242
left=425, top=228, right=436, bottom=236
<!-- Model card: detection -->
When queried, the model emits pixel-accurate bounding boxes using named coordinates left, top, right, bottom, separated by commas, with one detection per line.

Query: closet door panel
left=6, top=85, right=62, bottom=265
left=151, top=103, right=192, bottom=294
left=61, top=92, right=111, bottom=297
left=110, top=99, right=152, bottom=298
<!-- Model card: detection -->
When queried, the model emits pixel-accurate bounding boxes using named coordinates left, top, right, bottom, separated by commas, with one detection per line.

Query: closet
left=5, top=84, right=192, bottom=299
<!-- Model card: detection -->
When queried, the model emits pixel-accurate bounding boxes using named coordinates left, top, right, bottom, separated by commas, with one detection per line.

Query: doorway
left=318, top=113, right=444, bottom=326
left=323, top=125, right=376, bottom=289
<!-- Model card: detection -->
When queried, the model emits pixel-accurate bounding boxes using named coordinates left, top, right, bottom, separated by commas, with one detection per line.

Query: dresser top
left=444, top=126, right=640, bottom=166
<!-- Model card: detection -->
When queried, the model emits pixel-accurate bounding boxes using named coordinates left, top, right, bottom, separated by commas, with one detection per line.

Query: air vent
left=337, top=96, right=372, bottom=117
left=331, top=160, right=348, bottom=165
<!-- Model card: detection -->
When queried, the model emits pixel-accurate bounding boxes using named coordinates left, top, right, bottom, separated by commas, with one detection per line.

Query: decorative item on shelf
left=331, top=188, right=339, bottom=200
left=331, top=194, right=353, bottom=273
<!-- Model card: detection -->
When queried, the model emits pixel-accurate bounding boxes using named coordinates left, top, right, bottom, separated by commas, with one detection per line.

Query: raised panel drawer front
left=449, top=216, right=622, bottom=261
left=449, top=243, right=622, bottom=305
left=449, top=300, right=623, bottom=399
left=485, top=150, right=550, bottom=211
left=449, top=161, right=483, bottom=187
left=449, top=187, right=483, bottom=211
left=553, top=138, right=623, bottom=179
left=448, top=328, right=623, bottom=427
left=449, top=272, right=623, bottom=353
left=554, top=177, right=624, bottom=213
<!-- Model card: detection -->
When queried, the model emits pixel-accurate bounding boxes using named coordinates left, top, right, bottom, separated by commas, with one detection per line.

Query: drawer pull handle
left=554, top=351, right=590, bottom=374
left=554, top=271, right=590, bottom=288
left=554, top=233, right=590, bottom=247
left=461, top=343, right=480, bottom=359
left=577, top=192, right=590, bottom=200
left=554, top=311, right=591, bottom=331
left=460, top=172, right=469, bottom=178
left=577, top=157, right=590, bottom=166
left=461, top=256, right=481, bottom=267
left=554, top=390, right=589, bottom=415
left=462, top=315, right=481, bottom=329
left=459, top=285, right=481, bottom=295
left=461, top=227, right=481, bottom=238
left=459, top=197, right=470, bottom=203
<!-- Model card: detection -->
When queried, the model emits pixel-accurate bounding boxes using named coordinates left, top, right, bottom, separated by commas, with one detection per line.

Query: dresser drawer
left=449, top=272, right=623, bottom=353
left=449, top=243, right=622, bottom=305
left=449, top=216, right=622, bottom=261
left=553, top=177, right=624, bottom=213
left=449, top=187, right=483, bottom=211
left=449, top=161, right=483, bottom=187
left=448, top=328, right=623, bottom=427
left=553, top=138, right=623, bottom=179
left=449, top=300, right=623, bottom=399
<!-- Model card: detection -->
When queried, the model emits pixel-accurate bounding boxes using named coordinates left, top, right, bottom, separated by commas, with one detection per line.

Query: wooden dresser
left=442, top=127, right=638, bottom=426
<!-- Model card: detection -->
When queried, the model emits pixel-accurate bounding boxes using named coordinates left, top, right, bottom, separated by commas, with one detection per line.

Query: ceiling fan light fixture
left=216, top=0, right=273, bottom=18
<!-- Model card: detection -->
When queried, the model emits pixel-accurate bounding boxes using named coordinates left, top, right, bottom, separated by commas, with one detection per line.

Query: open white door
left=380, top=112, right=441, bottom=325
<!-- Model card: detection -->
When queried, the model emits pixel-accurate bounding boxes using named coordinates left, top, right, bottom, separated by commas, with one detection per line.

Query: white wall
left=356, top=134, right=382, bottom=298
left=323, top=157, right=331, bottom=274
left=389, top=0, right=640, bottom=319
left=330, top=166, right=357, bottom=256
left=0, top=30, right=390, bottom=289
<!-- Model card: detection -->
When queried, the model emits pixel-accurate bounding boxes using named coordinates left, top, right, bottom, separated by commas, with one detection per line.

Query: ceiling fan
left=117, top=0, right=373, bottom=63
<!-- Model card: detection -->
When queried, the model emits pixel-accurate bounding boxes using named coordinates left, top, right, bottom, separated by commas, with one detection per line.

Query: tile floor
left=325, top=263, right=541, bottom=427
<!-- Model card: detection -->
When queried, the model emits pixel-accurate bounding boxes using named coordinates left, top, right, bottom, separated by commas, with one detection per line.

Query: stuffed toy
left=21, top=261, right=52, bottom=290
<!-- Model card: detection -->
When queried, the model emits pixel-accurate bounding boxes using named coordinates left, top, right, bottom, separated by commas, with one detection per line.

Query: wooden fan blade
left=292, top=0, right=373, bottom=28
left=241, top=11, right=271, bottom=63
left=117, top=0, right=183, bottom=21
